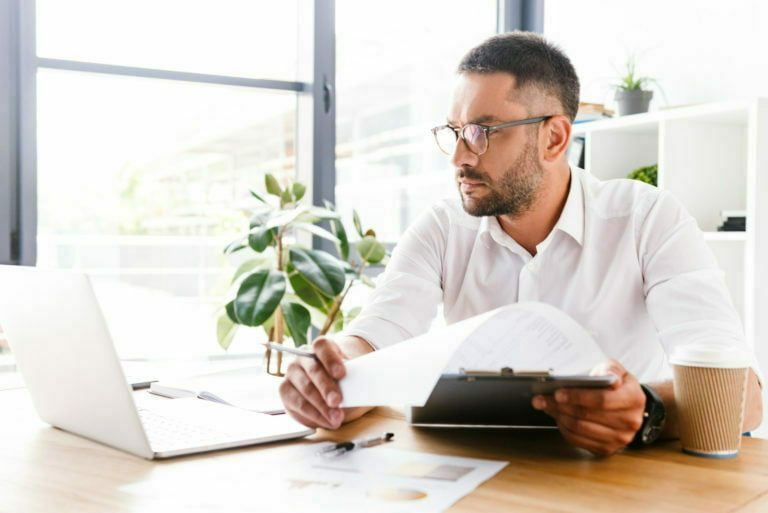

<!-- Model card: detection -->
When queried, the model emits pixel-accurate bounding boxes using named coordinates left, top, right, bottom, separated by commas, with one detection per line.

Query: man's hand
left=279, top=337, right=347, bottom=429
left=279, top=336, right=375, bottom=429
left=532, top=359, right=646, bottom=456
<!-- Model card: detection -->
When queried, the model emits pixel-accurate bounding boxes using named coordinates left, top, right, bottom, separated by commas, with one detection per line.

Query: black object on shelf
left=717, top=216, right=746, bottom=232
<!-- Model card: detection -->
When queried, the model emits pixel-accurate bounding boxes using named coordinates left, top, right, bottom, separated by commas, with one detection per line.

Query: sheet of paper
left=340, top=302, right=607, bottom=407
left=444, top=302, right=605, bottom=374
left=150, top=366, right=285, bottom=413
left=339, top=310, right=498, bottom=407
left=119, top=443, right=508, bottom=513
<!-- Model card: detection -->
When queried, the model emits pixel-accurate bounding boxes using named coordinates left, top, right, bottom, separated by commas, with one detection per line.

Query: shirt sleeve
left=342, top=204, right=447, bottom=350
left=639, top=190, right=763, bottom=383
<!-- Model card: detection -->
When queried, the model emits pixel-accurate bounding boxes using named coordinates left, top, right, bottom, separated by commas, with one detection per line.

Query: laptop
left=0, top=265, right=314, bottom=459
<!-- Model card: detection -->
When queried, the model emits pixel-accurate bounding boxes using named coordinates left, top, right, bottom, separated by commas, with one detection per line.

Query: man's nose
left=450, top=136, right=480, bottom=170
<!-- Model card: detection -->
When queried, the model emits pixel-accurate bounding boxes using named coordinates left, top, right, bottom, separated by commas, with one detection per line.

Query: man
left=279, top=32, right=763, bottom=456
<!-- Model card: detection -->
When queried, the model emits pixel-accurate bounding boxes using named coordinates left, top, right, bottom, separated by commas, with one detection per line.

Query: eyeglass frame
left=430, top=115, right=554, bottom=156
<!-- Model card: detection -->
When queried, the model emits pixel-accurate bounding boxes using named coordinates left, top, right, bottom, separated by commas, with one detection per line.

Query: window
left=2, top=1, right=522, bottom=366
left=36, top=69, right=297, bottom=358
left=334, top=0, right=498, bottom=242
left=36, top=0, right=300, bottom=81
left=27, top=0, right=307, bottom=359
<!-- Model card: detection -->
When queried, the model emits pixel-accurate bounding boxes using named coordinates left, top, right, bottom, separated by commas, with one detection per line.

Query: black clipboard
left=407, top=368, right=617, bottom=428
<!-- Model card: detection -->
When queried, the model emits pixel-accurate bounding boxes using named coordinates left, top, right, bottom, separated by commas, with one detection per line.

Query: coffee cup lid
left=670, top=344, right=751, bottom=369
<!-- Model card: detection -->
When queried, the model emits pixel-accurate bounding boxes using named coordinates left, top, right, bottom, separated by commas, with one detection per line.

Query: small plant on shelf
left=626, top=164, right=658, bottom=187
left=216, top=173, right=387, bottom=376
left=614, top=56, right=656, bottom=116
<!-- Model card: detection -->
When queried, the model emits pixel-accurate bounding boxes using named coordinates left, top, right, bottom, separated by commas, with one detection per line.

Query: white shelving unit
left=572, top=100, right=768, bottom=434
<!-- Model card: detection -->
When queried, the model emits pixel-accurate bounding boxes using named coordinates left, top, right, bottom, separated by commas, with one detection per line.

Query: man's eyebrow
left=446, top=115, right=499, bottom=126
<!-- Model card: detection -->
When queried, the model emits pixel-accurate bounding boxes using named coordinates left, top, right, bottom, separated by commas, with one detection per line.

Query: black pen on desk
left=318, top=432, right=395, bottom=457
left=261, top=342, right=318, bottom=360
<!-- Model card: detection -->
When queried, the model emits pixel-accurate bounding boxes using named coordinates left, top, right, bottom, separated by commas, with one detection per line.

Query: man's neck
left=496, top=163, right=572, bottom=257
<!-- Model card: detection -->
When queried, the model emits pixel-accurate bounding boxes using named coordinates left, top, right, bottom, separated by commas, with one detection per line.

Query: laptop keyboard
left=138, top=408, right=238, bottom=450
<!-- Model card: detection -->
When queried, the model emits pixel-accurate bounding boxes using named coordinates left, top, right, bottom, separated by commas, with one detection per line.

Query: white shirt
left=345, top=167, right=760, bottom=383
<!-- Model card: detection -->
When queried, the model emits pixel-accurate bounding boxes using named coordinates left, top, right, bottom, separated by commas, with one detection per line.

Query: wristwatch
left=628, top=384, right=666, bottom=448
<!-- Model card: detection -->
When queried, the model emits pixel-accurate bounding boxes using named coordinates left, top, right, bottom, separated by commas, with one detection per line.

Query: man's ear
left=540, top=115, right=572, bottom=163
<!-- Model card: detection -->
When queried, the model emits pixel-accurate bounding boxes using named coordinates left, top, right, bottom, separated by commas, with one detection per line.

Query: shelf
left=572, top=100, right=750, bottom=136
left=703, top=231, right=746, bottom=241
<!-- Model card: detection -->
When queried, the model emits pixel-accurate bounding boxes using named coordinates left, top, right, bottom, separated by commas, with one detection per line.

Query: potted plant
left=626, top=163, right=658, bottom=187
left=216, top=173, right=387, bottom=376
left=614, top=56, right=655, bottom=116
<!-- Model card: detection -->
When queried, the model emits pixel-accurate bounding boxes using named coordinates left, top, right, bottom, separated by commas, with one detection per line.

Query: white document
left=120, top=443, right=508, bottom=513
left=340, top=302, right=607, bottom=407
left=149, top=366, right=285, bottom=414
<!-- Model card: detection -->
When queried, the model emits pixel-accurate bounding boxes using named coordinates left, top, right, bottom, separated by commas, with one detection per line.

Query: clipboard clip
left=459, top=367, right=553, bottom=377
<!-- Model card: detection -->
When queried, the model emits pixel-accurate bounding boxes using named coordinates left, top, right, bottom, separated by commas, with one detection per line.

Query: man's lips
left=459, top=179, right=486, bottom=193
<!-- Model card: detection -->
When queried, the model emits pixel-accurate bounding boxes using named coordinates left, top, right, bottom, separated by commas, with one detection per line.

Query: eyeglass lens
left=434, top=125, right=487, bottom=155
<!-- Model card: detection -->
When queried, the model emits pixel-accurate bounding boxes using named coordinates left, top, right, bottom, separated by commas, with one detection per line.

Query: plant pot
left=615, top=89, right=653, bottom=116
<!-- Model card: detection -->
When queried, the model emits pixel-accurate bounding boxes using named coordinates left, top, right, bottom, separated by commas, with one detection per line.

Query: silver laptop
left=0, top=265, right=314, bottom=459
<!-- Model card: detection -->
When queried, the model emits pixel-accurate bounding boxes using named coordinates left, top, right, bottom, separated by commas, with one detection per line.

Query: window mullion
left=497, top=0, right=544, bottom=33
left=310, top=0, right=335, bottom=252
left=18, top=0, right=36, bottom=265
left=36, top=57, right=311, bottom=93
left=0, top=0, right=17, bottom=264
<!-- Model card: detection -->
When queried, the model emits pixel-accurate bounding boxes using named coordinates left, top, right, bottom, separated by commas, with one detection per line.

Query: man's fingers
left=301, top=357, right=343, bottom=408
left=553, top=383, right=644, bottom=411
left=279, top=379, right=335, bottom=429
left=287, top=365, right=342, bottom=427
left=536, top=401, right=619, bottom=456
left=541, top=400, right=642, bottom=432
left=589, top=358, right=628, bottom=389
left=312, top=337, right=347, bottom=380
left=558, top=421, right=621, bottom=457
left=554, top=412, right=635, bottom=447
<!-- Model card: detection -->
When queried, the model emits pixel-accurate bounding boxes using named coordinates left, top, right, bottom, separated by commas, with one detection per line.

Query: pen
left=318, top=432, right=395, bottom=457
left=261, top=342, right=318, bottom=360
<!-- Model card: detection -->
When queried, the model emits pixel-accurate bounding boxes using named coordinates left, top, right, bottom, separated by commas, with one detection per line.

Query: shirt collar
left=552, top=166, right=585, bottom=247
left=477, top=166, right=585, bottom=249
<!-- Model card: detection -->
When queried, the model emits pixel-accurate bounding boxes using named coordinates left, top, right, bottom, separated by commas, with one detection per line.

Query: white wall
left=544, top=0, right=766, bottom=110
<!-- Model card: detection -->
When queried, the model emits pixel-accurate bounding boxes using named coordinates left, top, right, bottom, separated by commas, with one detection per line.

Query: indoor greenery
left=216, top=174, right=387, bottom=375
left=627, top=164, right=658, bottom=187
left=616, top=56, right=654, bottom=91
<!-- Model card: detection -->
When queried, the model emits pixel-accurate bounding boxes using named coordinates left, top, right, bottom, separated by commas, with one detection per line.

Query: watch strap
left=628, top=383, right=666, bottom=448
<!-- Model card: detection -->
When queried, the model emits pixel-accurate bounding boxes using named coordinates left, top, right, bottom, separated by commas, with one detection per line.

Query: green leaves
left=249, top=190, right=267, bottom=203
left=288, top=264, right=333, bottom=312
left=220, top=177, right=390, bottom=360
left=233, top=270, right=286, bottom=327
left=217, top=314, right=238, bottom=350
left=248, top=226, right=274, bottom=252
left=292, top=183, right=306, bottom=202
left=352, top=209, right=364, bottom=237
left=265, top=174, right=282, bottom=197
left=264, top=173, right=307, bottom=207
left=356, top=236, right=386, bottom=264
left=292, top=222, right=339, bottom=244
left=281, top=301, right=311, bottom=347
left=289, top=247, right=346, bottom=296
left=223, top=237, right=247, bottom=254
left=324, top=201, right=350, bottom=261
left=280, top=188, right=293, bottom=206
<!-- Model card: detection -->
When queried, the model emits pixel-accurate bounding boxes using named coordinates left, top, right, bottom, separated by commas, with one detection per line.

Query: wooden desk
left=1, top=387, right=767, bottom=513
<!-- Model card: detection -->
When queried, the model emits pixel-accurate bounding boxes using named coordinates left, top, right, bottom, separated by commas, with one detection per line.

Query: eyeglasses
left=431, top=116, right=553, bottom=156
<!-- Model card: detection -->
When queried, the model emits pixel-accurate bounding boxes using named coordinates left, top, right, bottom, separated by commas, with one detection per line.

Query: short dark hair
left=457, top=31, right=580, bottom=122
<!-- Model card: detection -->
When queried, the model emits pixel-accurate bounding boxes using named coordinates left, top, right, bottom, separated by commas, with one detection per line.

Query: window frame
left=2, top=0, right=542, bottom=262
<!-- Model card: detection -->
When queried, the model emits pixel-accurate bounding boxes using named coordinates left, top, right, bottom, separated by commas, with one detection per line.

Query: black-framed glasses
left=430, top=116, right=553, bottom=156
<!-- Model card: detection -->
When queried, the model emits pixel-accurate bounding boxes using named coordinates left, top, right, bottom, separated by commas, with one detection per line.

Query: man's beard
left=457, top=138, right=543, bottom=218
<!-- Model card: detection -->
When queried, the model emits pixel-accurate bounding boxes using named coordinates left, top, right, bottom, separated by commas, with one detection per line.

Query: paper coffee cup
left=670, top=344, right=750, bottom=458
